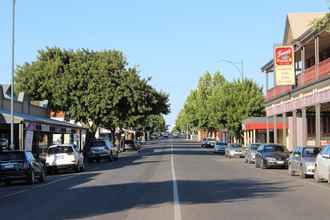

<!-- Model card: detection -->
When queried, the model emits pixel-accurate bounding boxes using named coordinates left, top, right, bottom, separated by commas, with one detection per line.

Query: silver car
left=214, top=142, right=227, bottom=154
left=244, top=143, right=261, bottom=164
left=225, top=144, right=244, bottom=158
left=288, top=146, right=321, bottom=178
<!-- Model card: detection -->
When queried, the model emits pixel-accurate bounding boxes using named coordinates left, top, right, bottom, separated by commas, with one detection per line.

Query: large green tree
left=15, top=48, right=170, bottom=143
left=175, top=71, right=264, bottom=141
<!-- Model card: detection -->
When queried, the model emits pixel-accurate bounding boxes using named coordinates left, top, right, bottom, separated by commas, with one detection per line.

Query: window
left=302, top=148, right=320, bottom=157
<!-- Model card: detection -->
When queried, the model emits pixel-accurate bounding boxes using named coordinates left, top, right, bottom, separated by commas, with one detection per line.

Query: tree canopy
left=174, top=71, right=264, bottom=140
left=15, top=47, right=170, bottom=134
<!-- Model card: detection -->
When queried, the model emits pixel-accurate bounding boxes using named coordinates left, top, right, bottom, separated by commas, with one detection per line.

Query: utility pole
left=10, top=0, right=16, bottom=149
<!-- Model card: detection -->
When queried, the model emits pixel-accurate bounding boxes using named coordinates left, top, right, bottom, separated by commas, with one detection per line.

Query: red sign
left=275, top=47, right=293, bottom=66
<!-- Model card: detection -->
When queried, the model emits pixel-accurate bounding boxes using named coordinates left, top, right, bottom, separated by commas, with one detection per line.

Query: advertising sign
left=274, top=45, right=295, bottom=86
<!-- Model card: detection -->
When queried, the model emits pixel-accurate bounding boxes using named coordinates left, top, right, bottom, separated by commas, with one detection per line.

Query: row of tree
left=174, top=71, right=264, bottom=141
left=15, top=47, right=170, bottom=144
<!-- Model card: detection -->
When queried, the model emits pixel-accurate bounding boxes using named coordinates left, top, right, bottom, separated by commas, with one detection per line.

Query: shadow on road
left=51, top=178, right=290, bottom=219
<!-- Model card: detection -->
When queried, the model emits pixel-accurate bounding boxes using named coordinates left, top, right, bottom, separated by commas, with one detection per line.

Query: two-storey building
left=262, top=12, right=330, bottom=151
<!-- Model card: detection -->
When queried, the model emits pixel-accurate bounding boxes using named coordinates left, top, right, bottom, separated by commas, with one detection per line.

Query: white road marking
left=0, top=174, right=77, bottom=200
left=171, top=143, right=182, bottom=220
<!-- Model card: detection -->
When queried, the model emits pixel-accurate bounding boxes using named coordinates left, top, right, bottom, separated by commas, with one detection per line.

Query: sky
left=0, top=0, right=328, bottom=127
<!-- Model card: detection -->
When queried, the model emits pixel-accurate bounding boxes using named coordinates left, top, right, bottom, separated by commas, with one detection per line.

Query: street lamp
left=10, top=0, right=16, bottom=149
left=218, top=59, right=244, bottom=80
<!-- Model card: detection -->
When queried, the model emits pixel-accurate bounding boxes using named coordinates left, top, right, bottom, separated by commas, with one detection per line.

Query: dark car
left=87, top=139, right=113, bottom=162
left=0, top=151, right=46, bottom=185
left=201, top=138, right=216, bottom=148
left=255, top=144, right=289, bottom=169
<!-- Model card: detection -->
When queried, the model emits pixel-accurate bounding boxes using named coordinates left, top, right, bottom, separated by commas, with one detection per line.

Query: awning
left=0, top=109, right=82, bottom=129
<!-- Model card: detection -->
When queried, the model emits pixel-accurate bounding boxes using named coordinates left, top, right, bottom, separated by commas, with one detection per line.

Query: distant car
left=214, top=142, right=227, bottom=154
left=201, top=138, right=216, bottom=148
left=314, top=145, right=330, bottom=183
left=87, top=139, right=114, bottom=162
left=288, top=146, right=320, bottom=178
left=225, top=144, right=244, bottom=158
left=0, top=151, right=46, bottom=185
left=244, top=143, right=261, bottom=164
left=201, top=138, right=208, bottom=148
left=46, top=144, right=84, bottom=173
left=255, top=144, right=289, bottom=169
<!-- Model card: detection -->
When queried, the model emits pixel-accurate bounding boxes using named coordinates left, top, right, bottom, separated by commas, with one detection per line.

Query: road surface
left=1, top=138, right=330, bottom=220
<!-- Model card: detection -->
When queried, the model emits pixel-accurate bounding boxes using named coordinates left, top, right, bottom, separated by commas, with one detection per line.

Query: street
left=1, top=139, right=330, bottom=220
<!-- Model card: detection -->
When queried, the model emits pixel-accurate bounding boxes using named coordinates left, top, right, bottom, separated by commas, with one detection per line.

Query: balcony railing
left=266, top=57, right=330, bottom=101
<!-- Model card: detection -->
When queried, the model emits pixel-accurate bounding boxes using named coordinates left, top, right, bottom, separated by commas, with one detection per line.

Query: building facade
left=0, top=85, right=86, bottom=159
left=262, top=12, right=330, bottom=151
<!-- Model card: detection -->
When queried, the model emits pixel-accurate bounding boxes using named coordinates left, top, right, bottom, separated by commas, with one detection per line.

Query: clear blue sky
left=0, top=1, right=328, bottom=127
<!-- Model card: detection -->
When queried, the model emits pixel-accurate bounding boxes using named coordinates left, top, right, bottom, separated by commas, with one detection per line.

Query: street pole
left=10, top=0, right=16, bottom=149
left=218, top=59, right=244, bottom=81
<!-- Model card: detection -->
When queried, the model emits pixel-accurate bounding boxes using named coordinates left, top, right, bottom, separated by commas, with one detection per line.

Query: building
left=0, top=85, right=86, bottom=158
left=261, top=12, right=330, bottom=151
left=242, top=117, right=287, bottom=147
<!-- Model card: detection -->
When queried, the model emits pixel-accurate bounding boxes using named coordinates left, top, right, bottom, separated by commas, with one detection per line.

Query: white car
left=46, top=144, right=84, bottom=173
left=314, top=145, right=330, bottom=183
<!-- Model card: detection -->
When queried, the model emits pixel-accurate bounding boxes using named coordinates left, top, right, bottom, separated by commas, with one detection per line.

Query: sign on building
left=274, top=45, right=295, bottom=86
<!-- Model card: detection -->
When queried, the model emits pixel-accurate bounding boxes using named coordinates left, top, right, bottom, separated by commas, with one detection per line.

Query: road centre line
left=171, top=143, right=182, bottom=220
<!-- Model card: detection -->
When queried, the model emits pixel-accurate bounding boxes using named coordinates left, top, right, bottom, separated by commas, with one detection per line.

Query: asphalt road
left=1, top=138, right=330, bottom=220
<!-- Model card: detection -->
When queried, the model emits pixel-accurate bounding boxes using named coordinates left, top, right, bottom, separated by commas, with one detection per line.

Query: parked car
left=87, top=139, right=114, bottom=162
left=244, top=143, right=261, bottom=164
left=255, top=144, right=289, bottom=169
left=314, top=145, right=330, bottom=183
left=225, top=143, right=244, bottom=158
left=288, top=146, right=320, bottom=178
left=214, top=142, right=227, bottom=154
left=201, top=138, right=216, bottom=148
left=0, top=151, right=46, bottom=185
left=46, top=144, right=84, bottom=173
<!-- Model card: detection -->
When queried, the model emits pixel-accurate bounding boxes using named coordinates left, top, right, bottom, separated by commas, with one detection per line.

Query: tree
left=15, top=47, right=170, bottom=146
left=175, top=71, right=264, bottom=142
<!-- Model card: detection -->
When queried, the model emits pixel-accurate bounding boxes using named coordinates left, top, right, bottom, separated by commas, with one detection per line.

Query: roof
left=0, top=109, right=83, bottom=129
left=284, top=12, right=325, bottom=44
left=262, top=12, right=327, bottom=73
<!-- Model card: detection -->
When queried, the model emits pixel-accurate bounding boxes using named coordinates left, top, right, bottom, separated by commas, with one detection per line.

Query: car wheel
left=314, top=167, right=321, bottom=183
left=288, top=164, right=294, bottom=176
left=28, top=171, right=36, bottom=184
left=261, top=159, right=267, bottom=169
left=80, top=163, right=85, bottom=172
left=39, top=169, right=47, bottom=183
left=75, top=164, right=80, bottom=173
left=300, top=167, right=306, bottom=179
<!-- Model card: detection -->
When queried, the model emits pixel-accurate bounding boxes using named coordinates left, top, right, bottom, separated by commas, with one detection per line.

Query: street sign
left=274, top=45, right=295, bottom=86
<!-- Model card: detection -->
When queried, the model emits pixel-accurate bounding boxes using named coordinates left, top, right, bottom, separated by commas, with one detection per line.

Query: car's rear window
left=216, top=142, right=226, bottom=145
left=48, top=146, right=73, bottom=154
left=264, top=145, right=284, bottom=152
left=231, top=144, right=241, bottom=148
left=250, top=144, right=260, bottom=150
left=0, top=152, right=25, bottom=161
left=90, top=141, right=106, bottom=148
left=302, top=148, right=320, bottom=157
